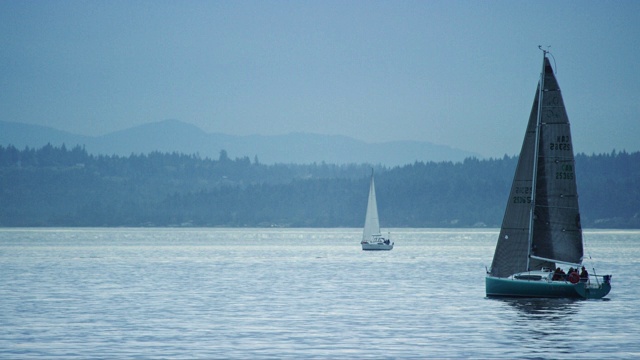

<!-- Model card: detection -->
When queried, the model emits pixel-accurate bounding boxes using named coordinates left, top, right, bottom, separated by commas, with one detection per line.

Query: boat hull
left=361, top=242, right=393, bottom=251
left=574, top=281, right=612, bottom=299
left=486, top=275, right=611, bottom=299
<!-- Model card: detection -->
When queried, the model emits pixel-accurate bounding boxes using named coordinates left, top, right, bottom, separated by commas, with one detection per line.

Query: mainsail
left=490, top=55, right=583, bottom=278
left=362, top=172, right=381, bottom=242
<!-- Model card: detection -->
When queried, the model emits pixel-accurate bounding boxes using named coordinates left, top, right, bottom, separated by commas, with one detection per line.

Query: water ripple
left=0, top=228, right=637, bottom=358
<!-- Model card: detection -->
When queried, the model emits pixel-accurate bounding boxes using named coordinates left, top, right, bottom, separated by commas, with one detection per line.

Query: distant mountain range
left=0, top=120, right=480, bottom=165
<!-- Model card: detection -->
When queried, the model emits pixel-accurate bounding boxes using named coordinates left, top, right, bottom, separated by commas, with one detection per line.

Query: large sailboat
left=361, top=171, right=393, bottom=251
left=485, top=49, right=611, bottom=299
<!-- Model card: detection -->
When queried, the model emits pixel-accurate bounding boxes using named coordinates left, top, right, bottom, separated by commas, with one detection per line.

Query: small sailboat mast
left=362, top=170, right=380, bottom=242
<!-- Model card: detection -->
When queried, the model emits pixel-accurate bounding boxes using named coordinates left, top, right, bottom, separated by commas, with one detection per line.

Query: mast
left=362, top=169, right=380, bottom=241
left=526, top=47, right=548, bottom=270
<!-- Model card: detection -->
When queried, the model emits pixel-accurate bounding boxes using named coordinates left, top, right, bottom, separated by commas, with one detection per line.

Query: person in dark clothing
left=552, top=267, right=565, bottom=281
left=580, top=266, right=589, bottom=283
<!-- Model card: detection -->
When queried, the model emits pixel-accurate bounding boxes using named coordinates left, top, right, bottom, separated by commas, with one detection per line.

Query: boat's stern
left=574, top=275, right=612, bottom=299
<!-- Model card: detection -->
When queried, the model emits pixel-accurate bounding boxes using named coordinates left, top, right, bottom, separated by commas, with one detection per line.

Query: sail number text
left=555, top=164, right=575, bottom=180
left=513, top=186, right=532, bottom=204
left=550, top=135, right=572, bottom=151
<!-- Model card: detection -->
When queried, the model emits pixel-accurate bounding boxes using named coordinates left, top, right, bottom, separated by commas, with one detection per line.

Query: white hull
left=361, top=241, right=393, bottom=251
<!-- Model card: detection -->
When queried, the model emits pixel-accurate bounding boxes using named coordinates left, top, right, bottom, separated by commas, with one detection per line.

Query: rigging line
left=549, top=52, right=557, bottom=74
left=538, top=45, right=557, bottom=74
left=582, top=231, right=594, bottom=261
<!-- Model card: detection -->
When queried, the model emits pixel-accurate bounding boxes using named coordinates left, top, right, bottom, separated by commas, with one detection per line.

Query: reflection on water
left=487, top=297, right=606, bottom=358
left=498, top=297, right=581, bottom=320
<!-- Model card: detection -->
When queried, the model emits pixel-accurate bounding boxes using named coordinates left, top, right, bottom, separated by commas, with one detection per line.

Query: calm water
left=0, top=228, right=638, bottom=359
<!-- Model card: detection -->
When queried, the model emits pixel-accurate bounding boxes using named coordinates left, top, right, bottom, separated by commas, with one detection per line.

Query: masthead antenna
left=538, top=45, right=551, bottom=55
left=538, top=45, right=556, bottom=73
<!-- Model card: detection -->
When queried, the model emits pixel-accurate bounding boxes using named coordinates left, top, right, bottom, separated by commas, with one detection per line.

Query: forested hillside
left=1, top=144, right=638, bottom=228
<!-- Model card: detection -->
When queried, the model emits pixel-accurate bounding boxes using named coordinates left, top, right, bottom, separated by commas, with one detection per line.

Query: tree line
left=0, top=144, right=638, bottom=228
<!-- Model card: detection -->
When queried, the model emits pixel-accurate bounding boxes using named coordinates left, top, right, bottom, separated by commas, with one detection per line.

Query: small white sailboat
left=485, top=48, right=611, bottom=299
left=361, top=171, right=393, bottom=251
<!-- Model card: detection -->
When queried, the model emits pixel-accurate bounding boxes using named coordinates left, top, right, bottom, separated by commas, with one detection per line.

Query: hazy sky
left=1, top=0, right=638, bottom=158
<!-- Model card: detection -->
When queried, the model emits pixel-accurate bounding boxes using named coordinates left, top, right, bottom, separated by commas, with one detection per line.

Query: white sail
left=362, top=172, right=381, bottom=242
